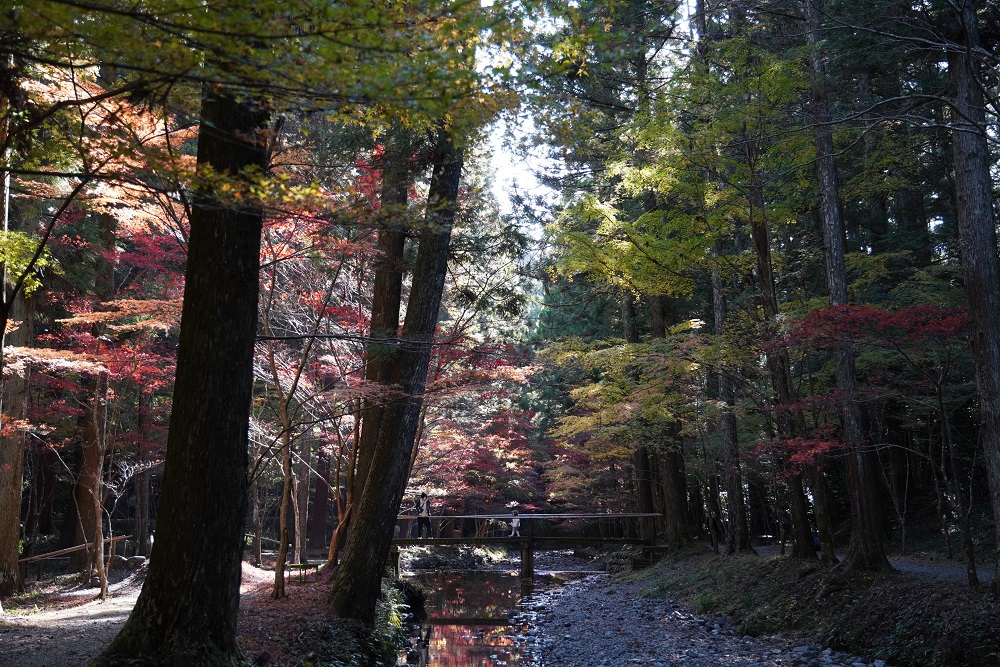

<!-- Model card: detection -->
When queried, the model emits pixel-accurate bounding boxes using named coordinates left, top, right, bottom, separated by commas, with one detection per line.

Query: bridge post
left=520, top=518, right=534, bottom=582
left=389, top=546, right=400, bottom=579
left=643, top=514, right=656, bottom=546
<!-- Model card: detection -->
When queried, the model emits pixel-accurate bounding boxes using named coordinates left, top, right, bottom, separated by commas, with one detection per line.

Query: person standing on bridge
left=509, top=509, right=520, bottom=537
left=417, top=492, right=432, bottom=538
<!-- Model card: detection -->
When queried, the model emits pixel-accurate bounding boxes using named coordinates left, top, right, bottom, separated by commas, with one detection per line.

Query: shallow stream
left=397, top=568, right=590, bottom=667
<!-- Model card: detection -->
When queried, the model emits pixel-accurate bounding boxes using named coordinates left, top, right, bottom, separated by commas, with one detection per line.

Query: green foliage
left=0, top=230, right=59, bottom=296
left=692, top=591, right=716, bottom=613
left=374, top=579, right=407, bottom=659
left=551, top=196, right=702, bottom=297
left=538, top=329, right=711, bottom=508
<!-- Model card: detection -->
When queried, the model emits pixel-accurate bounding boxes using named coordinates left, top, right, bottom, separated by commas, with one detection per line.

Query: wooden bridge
left=390, top=513, right=661, bottom=580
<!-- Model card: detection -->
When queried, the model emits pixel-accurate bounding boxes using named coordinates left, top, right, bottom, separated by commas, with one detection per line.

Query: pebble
left=510, top=574, right=893, bottom=667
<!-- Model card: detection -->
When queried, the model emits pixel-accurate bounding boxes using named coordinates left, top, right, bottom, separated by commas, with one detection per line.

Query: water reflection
left=398, top=570, right=585, bottom=667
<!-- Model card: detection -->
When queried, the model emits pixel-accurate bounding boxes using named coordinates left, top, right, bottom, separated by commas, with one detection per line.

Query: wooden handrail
left=395, top=512, right=662, bottom=520
left=17, top=535, right=131, bottom=564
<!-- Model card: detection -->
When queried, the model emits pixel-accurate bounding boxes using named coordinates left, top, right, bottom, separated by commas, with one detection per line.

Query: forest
left=0, top=0, right=999, bottom=665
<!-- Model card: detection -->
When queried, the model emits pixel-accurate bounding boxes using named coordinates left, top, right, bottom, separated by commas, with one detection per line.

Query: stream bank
left=396, top=547, right=890, bottom=667
left=4, top=545, right=992, bottom=666
left=602, top=545, right=999, bottom=667
left=515, top=574, right=889, bottom=667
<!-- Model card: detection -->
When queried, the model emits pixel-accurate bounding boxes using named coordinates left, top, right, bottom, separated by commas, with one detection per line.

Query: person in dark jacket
left=417, top=492, right=432, bottom=538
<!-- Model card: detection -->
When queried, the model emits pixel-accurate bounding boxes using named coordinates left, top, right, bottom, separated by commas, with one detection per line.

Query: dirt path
left=754, top=544, right=995, bottom=583
left=891, top=555, right=994, bottom=582
left=0, top=563, right=278, bottom=667
left=0, top=578, right=140, bottom=667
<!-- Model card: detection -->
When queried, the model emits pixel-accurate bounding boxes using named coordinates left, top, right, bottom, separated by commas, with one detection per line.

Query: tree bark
left=0, top=51, right=19, bottom=601
left=26, top=444, right=56, bottom=539
left=84, top=373, right=109, bottom=598
left=787, top=472, right=814, bottom=559
left=96, top=87, right=269, bottom=665
left=807, top=0, right=890, bottom=572
left=893, top=183, right=930, bottom=267
left=353, top=128, right=414, bottom=495
left=748, top=178, right=814, bottom=560
left=133, top=391, right=151, bottom=557
left=329, top=127, right=463, bottom=626
left=710, top=257, right=753, bottom=554
left=634, top=446, right=655, bottom=542
left=308, top=449, right=330, bottom=550
left=659, top=447, right=688, bottom=549
left=946, top=0, right=1000, bottom=595
left=0, top=292, right=30, bottom=596
left=620, top=292, right=638, bottom=343
left=273, top=431, right=294, bottom=599
left=249, top=443, right=262, bottom=567
left=68, top=375, right=109, bottom=582
left=808, top=464, right=838, bottom=564
left=295, top=431, right=311, bottom=562
left=648, top=295, right=666, bottom=338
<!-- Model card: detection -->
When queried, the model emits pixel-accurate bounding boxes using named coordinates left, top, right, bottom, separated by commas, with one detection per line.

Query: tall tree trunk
left=0, top=50, right=19, bottom=602
left=308, top=449, right=330, bottom=550
left=26, top=444, right=56, bottom=539
left=787, top=473, right=814, bottom=559
left=711, top=258, right=753, bottom=554
left=97, top=88, right=269, bottom=665
left=330, top=127, right=463, bottom=626
left=807, top=0, right=890, bottom=572
left=273, top=432, right=294, bottom=599
left=325, top=413, right=360, bottom=568
left=648, top=295, right=666, bottom=338
left=0, top=292, right=30, bottom=596
left=946, top=0, right=1000, bottom=595
left=620, top=292, right=638, bottom=343
left=809, top=464, right=838, bottom=563
left=249, top=442, right=263, bottom=568
left=634, top=446, right=655, bottom=542
left=69, top=377, right=106, bottom=575
left=706, top=475, right=723, bottom=552
left=353, top=128, right=414, bottom=495
left=938, top=384, right=979, bottom=586
left=84, top=373, right=109, bottom=599
left=748, top=476, right=774, bottom=538
left=133, top=391, right=151, bottom=557
left=748, top=179, right=815, bottom=560
left=295, top=432, right=311, bottom=563
left=893, top=183, right=930, bottom=267
left=649, top=299, right=688, bottom=548
left=659, top=447, right=688, bottom=549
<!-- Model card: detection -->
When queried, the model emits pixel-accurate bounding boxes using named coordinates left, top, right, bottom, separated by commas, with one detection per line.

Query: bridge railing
left=393, top=513, right=660, bottom=544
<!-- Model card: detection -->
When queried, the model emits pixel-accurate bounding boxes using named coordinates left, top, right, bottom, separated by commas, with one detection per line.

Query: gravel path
left=513, top=574, right=891, bottom=667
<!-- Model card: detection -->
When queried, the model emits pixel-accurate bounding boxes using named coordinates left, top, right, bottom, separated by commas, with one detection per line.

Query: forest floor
left=0, top=546, right=997, bottom=667
left=614, top=543, right=1000, bottom=667
left=0, top=560, right=336, bottom=667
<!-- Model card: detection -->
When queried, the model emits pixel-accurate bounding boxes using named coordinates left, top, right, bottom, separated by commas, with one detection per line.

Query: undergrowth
left=626, top=546, right=1000, bottom=667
